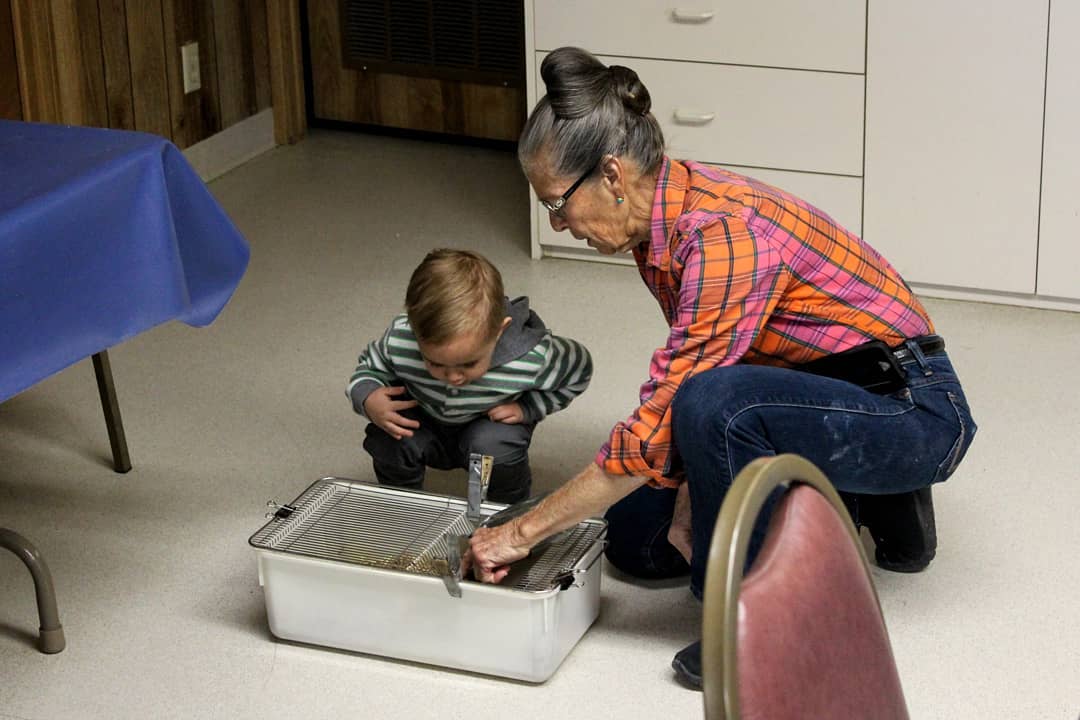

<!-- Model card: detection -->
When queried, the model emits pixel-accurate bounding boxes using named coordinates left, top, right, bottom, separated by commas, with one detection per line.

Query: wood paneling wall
left=0, top=0, right=21, bottom=119
left=8, top=0, right=272, bottom=149
left=307, top=0, right=524, bottom=142
left=267, top=0, right=304, bottom=144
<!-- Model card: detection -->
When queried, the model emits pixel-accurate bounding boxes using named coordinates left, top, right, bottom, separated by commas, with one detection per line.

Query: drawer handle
left=673, top=109, right=716, bottom=126
left=671, top=8, right=715, bottom=23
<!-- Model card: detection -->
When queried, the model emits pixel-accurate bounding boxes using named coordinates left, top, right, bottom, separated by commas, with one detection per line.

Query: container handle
left=556, top=539, right=607, bottom=591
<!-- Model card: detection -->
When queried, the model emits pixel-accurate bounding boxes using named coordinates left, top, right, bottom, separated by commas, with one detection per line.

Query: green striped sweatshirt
left=347, top=297, right=592, bottom=425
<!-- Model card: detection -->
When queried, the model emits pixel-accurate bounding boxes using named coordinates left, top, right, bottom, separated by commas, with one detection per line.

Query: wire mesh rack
left=249, top=478, right=606, bottom=593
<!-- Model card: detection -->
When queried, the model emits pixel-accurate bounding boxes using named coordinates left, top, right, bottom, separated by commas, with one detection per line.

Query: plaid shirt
left=597, top=158, right=934, bottom=486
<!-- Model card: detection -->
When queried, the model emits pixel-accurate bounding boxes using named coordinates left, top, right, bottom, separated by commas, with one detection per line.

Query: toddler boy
left=347, top=249, right=592, bottom=503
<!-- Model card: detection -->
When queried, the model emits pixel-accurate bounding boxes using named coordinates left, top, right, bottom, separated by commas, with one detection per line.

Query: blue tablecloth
left=0, top=121, right=249, bottom=402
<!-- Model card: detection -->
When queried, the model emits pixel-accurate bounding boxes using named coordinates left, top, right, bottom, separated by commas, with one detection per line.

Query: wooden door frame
left=266, top=0, right=305, bottom=145
left=10, top=0, right=61, bottom=122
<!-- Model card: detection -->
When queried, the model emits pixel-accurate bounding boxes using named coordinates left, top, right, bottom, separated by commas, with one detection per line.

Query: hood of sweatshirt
left=489, top=296, right=548, bottom=367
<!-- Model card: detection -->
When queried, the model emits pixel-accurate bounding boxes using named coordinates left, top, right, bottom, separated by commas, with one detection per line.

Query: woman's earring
left=616, top=196, right=624, bottom=204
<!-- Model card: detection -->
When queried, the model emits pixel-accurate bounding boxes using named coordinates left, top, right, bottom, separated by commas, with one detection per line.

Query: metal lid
left=250, top=478, right=607, bottom=593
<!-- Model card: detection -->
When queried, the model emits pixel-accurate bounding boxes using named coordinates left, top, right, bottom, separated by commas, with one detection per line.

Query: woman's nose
left=548, top=212, right=568, bottom=232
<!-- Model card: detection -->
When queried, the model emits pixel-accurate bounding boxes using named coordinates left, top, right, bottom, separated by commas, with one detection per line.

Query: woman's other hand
left=667, top=481, right=693, bottom=564
left=363, top=386, right=420, bottom=439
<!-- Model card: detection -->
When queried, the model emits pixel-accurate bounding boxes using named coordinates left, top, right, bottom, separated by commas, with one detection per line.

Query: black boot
left=838, top=490, right=861, bottom=526
left=672, top=639, right=703, bottom=690
left=859, top=486, right=937, bottom=573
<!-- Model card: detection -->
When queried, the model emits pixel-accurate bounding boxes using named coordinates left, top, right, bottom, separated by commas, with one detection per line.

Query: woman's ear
left=601, top=154, right=625, bottom=198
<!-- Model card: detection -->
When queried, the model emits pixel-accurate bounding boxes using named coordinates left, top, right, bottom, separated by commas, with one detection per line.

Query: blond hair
left=405, top=249, right=505, bottom=346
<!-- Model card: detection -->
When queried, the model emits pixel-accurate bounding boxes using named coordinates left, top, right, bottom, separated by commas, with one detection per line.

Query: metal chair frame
left=701, top=454, right=884, bottom=719
left=0, top=528, right=66, bottom=653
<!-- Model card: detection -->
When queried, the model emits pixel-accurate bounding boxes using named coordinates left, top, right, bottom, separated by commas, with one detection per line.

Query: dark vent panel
left=342, top=0, right=524, bottom=86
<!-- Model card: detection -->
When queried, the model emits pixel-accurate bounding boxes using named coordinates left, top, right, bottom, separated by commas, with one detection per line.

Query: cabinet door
left=532, top=53, right=864, bottom=177
left=533, top=0, right=865, bottom=74
left=1038, top=0, right=1080, bottom=300
left=863, top=2, right=1048, bottom=293
left=611, top=55, right=864, bottom=176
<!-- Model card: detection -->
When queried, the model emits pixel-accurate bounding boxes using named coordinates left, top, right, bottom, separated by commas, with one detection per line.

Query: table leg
left=0, top=528, right=66, bottom=654
left=91, top=351, right=132, bottom=473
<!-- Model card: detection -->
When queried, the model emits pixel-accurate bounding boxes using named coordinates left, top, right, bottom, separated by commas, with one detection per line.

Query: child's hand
left=363, top=386, right=420, bottom=439
left=487, top=402, right=525, bottom=424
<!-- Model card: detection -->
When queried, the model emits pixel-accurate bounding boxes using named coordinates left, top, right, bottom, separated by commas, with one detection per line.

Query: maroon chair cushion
left=736, top=485, right=909, bottom=720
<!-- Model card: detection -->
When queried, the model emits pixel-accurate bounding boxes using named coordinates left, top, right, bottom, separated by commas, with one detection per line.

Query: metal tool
left=466, top=453, right=493, bottom=525
left=440, top=453, right=493, bottom=598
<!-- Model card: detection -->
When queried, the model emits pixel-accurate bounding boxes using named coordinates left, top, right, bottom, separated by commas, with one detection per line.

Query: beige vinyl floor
left=2, top=130, right=1078, bottom=719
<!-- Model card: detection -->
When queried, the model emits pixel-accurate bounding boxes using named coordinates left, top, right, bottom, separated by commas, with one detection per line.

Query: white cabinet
left=862, top=1, right=1048, bottom=295
left=527, top=1, right=866, bottom=263
left=1038, top=0, right=1080, bottom=300
left=526, top=1, right=1080, bottom=310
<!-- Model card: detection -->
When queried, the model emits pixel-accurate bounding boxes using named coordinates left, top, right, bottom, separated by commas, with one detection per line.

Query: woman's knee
left=671, top=370, right=714, bottom=427
left=671, top=366, right=754, bottom=425
left=672, top=365, right=792, bottom=439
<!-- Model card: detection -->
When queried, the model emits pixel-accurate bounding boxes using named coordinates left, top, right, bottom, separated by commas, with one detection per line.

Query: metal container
left=249, top=478, right=607, bottom=682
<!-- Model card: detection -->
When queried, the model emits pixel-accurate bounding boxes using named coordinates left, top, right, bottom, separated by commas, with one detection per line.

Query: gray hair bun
left=540, top=47, right=652, bottom=120
left=522, top=47, right=665, bottom=177
left=609, top=65, right=651, bottom=116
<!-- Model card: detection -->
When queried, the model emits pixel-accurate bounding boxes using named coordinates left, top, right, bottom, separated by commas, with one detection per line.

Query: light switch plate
left=181, top=42, right=201, bottom=94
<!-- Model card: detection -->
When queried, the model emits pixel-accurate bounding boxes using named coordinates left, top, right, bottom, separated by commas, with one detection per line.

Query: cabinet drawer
left=535, top=54, right=864, bottom=176
left=537, top=165, right=863, bottom=254
left=533, top=0, right=865, bottom=74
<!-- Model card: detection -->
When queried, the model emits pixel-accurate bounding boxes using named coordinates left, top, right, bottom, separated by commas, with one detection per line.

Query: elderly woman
left=467, top=46, right=977, bottom=689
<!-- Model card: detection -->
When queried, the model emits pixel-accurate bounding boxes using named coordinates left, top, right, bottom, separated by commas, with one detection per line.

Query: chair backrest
left=702, top=454, right=909, bottom=720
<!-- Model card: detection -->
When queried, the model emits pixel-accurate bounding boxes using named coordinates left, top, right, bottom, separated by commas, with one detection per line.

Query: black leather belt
left=892, top=334, right=946, bottom=364
left=797, top=334, right=947, bottom=394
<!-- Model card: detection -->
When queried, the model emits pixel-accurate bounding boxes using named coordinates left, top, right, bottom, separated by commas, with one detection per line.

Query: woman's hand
left=667, top=481, right=693, bottom=564
left=467, top=519, right=532, bottom=584
left=487, top=402, right=525, bottom=424
left=466, top=463, right=648, bottom=583
left=362, top=386, right=420, bottom=439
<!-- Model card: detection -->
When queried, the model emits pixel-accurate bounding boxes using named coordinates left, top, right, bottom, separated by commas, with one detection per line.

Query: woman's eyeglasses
left=540, top=163, right=597, bottom=216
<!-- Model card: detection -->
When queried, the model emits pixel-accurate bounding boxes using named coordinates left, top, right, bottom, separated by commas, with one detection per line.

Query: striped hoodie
left=348, top=297, right=592, bottom=425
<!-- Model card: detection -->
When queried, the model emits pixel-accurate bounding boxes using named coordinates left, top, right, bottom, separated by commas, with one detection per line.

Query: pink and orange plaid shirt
left=596, top=158, right=934, bottom=486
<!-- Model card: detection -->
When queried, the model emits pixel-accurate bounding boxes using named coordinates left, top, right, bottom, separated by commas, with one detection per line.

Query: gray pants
left=363, top=407, right=534, bottom=504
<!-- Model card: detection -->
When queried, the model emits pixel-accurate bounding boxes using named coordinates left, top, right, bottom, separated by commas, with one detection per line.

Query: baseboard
left=540, top=246, right=636, bottom=267
left=183, top=108, right=276, bottom=182
left=909, top=283, right=1080, bottom=313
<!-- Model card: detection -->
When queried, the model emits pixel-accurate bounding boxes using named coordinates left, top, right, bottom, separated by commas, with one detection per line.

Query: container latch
left=554, top=569, right=581, bottom=591
left=264, top=500, right=296, bottom=520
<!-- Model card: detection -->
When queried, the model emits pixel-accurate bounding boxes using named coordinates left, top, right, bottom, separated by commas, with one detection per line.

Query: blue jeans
left=604, top=347, right=977, bottom=598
